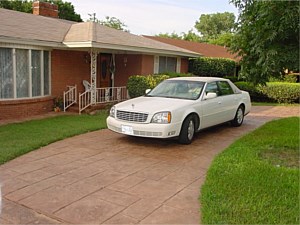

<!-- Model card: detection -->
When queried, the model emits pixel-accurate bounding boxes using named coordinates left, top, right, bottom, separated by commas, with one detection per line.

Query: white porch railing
left=95, top=86, right=127, bottom=104
left=79, top=90, right=91, bottom=114
left=63, top=85, right=77, bottom=112
left=79, top=86, right=127, bottom=114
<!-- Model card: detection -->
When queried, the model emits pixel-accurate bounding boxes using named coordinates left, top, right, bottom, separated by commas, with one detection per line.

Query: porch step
left=65, top=103, right=110, bottom=114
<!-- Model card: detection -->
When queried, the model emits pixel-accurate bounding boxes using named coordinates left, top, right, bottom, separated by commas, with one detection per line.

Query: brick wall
left=51, top=49, right=90, bottom=96
left=0, top=97, right=53, bottom=120
left=32, top=1, right=58, bottom=18
left=181, top=58, right=189, bottom=73
left=114, top=54, right=155, bottom=87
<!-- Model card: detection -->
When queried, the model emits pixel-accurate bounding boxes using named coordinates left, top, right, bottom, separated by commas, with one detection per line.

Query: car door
left=216, top=81, right=238, bottom=122
left=200, top=81, right=224, bottom=128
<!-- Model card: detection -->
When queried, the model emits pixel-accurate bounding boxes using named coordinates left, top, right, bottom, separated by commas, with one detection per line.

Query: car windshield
left=146, top=80, right=205, bottom=100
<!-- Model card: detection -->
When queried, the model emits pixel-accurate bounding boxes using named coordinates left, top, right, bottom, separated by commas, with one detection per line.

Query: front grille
left=116, top=110, right=148, bottom=122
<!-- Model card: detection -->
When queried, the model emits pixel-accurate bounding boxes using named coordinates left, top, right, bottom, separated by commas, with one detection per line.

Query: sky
left=70, top=0, right=239, bottom=36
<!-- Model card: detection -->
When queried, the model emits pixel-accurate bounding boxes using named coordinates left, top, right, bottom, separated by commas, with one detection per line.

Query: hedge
left=127, top=73, right=192, bottom=98
left=235, top=82, right=300, bottom=104
left=189, top=57, right=236, bottom=77
left=127, top=74, right=169, bottom=98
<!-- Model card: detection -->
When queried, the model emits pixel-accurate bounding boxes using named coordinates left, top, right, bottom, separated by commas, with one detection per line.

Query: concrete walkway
left=0, top=106, right=299, bottom=224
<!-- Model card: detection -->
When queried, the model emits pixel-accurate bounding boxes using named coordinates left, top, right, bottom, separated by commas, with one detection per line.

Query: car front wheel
left=179, top=115, right=195, bottom=144
left=231, top=105, right=244, bottom=127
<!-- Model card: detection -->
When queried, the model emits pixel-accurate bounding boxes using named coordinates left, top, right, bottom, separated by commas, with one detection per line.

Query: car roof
left=167, top=76, right=229, bottom=82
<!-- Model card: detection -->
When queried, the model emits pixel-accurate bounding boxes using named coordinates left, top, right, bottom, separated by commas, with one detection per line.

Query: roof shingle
left=144, top=36, right=239, bottom=61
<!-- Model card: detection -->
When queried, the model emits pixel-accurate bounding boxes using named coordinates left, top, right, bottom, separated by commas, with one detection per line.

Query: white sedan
left=107, top=77, right=251, bottom=144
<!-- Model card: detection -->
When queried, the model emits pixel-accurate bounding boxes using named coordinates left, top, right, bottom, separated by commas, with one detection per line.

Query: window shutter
left=176, top=57, right=181, bottom=73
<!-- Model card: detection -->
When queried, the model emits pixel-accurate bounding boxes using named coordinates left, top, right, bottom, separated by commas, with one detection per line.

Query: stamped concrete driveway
left=0, top=106, right=299, bottom=224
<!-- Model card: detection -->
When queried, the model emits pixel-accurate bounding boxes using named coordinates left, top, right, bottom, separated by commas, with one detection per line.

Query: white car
left=107, top=77, right=251, bottom=144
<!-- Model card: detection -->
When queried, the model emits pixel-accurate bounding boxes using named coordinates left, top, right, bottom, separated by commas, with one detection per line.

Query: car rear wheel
left=179, top=115, right=195, bottom=144
left=231, top=105, right=244, bottom=127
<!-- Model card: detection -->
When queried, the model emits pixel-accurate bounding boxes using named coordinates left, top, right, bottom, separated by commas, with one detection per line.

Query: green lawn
left=201, top=117, right=300, bottom=224
left=0, top=112, right=108, bottom=164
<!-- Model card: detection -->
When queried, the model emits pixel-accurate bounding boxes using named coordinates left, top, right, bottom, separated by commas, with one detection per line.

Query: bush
left=235, top=81, right=300, bottom=103
left=269, top=74, right=299, bottom=83
left=189, top=57, right=236, bottom=77
left=127, top=74, right=170, bottom=98
left=224, top=76, right=245, bottom=83
left=260, top=83, right=300, bottom=104
left=158, top=72, right=193, bottom=78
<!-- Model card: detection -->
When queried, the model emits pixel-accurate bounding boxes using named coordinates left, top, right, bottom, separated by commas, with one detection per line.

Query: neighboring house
left=143, top=36, right=239, bottom=62
left=0, top=2, right=199, bottom=120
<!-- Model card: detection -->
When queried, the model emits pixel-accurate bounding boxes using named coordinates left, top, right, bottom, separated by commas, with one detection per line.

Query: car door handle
left=218, top=101, right=221, bottom=104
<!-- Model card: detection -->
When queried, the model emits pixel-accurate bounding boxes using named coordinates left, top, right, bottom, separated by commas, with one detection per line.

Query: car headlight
left=109, top=106, right=115, bottom=118
left=151, top=112, right=171, bottom=124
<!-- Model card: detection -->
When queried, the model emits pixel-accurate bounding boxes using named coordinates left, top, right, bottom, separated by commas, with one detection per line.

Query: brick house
left=0, top=2, right=199, bottom=120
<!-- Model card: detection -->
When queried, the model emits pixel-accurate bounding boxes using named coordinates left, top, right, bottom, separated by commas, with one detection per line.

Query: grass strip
left=0, top=112, right=108, bottom=164
left=201, top=117, right=300, bottom=224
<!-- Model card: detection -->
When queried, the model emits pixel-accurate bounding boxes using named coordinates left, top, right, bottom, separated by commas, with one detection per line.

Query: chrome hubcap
left=237, top=108, right=244, bottom=124
left=187, top=120, right=195, bottom=140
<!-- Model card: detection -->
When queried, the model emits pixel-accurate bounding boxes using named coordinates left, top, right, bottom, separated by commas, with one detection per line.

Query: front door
left=98, top=54, right=112, bottom=88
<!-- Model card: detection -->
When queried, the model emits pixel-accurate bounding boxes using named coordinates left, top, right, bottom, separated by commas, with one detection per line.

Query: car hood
left=115, top=96, right=194, bottom=114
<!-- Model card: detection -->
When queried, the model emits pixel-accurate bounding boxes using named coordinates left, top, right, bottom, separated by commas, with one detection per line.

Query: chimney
left=32, top=1, right=58, bottom=18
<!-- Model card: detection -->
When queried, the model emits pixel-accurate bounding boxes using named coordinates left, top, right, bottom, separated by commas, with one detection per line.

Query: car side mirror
left=204, top=92, right=217, bottom=100
left=145, top=89, right=151, bottom=94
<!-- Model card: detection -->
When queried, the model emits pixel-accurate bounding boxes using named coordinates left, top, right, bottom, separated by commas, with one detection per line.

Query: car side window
left=218, top=81, right=234, bottom=95
left=205, top=82, right=219, bottom=96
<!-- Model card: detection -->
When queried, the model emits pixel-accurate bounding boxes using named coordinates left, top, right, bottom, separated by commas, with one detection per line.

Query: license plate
left=121, top=125, right=133, bottom=135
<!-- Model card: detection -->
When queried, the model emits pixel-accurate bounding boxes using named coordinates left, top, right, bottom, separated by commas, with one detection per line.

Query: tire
left=179, top=115, right=195, bottom=144
left=231, top=105, right=245, bottom=127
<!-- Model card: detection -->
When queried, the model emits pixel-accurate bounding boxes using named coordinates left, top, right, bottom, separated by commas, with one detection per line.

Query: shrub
left=234, top=82, right=269, bottom=102
left=260, top=83, right=300, bottom=104
left=158, top=72, right=193, bottom=78
left=269, top=74, right=299, bottom=83
left=235, top=81, right=300, bottom=103
left=127, top=75, right=150, bottom=98
left=189, top=57, right=236, bottom=77
left=127, top=74, right=170, bottom=98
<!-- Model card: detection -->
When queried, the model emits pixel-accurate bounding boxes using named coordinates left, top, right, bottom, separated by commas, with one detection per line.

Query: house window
left=158, top=56, right=177, bottom=73
left=0, top=48, right=13, bottom=99
left=0, top=47, right=50, bottom=100
left=16, top=49, right=29, bottom=98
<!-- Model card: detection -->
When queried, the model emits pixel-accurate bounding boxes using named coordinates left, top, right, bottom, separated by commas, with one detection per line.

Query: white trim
left=12, top=49, right=17, bottom=98
left=0, top=41, right=53, bottom=51
left=48, top=51, right=52, bottom=96
left=29, top=49, right=32, bottom=97
left=154, top=55, right=159, bottom=74
left=0, top=38, right=200, bottom=57
left=41, top=51, right=44, bottom=96
left=63, top=41, right=200, bottom=58
left=0, top=37, right=61, bottom=48
left=176, top=57, right=181, bottom=73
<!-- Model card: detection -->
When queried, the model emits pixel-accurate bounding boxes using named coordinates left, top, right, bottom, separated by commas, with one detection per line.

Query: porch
left=63, top=85, right=127, bottom=114
left=61, top=50, right=129, bottom=114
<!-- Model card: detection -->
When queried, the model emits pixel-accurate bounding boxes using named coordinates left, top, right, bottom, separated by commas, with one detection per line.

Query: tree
left=0, top=0, right=82, bottom=22
left=194, top=12, right=235, bottom=40
left=0, top=0, right=32, bottom=13
left=208, top=33, right=234, bottom=47
left=182, top=29, right=201, bottom=42
left=230, top=0, right=299, bottom=84
left=157, top=32, right=182, bottom=40
left=89, top=14, right=129, bottom=32
left=48, top=0, right=82, bottom=22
